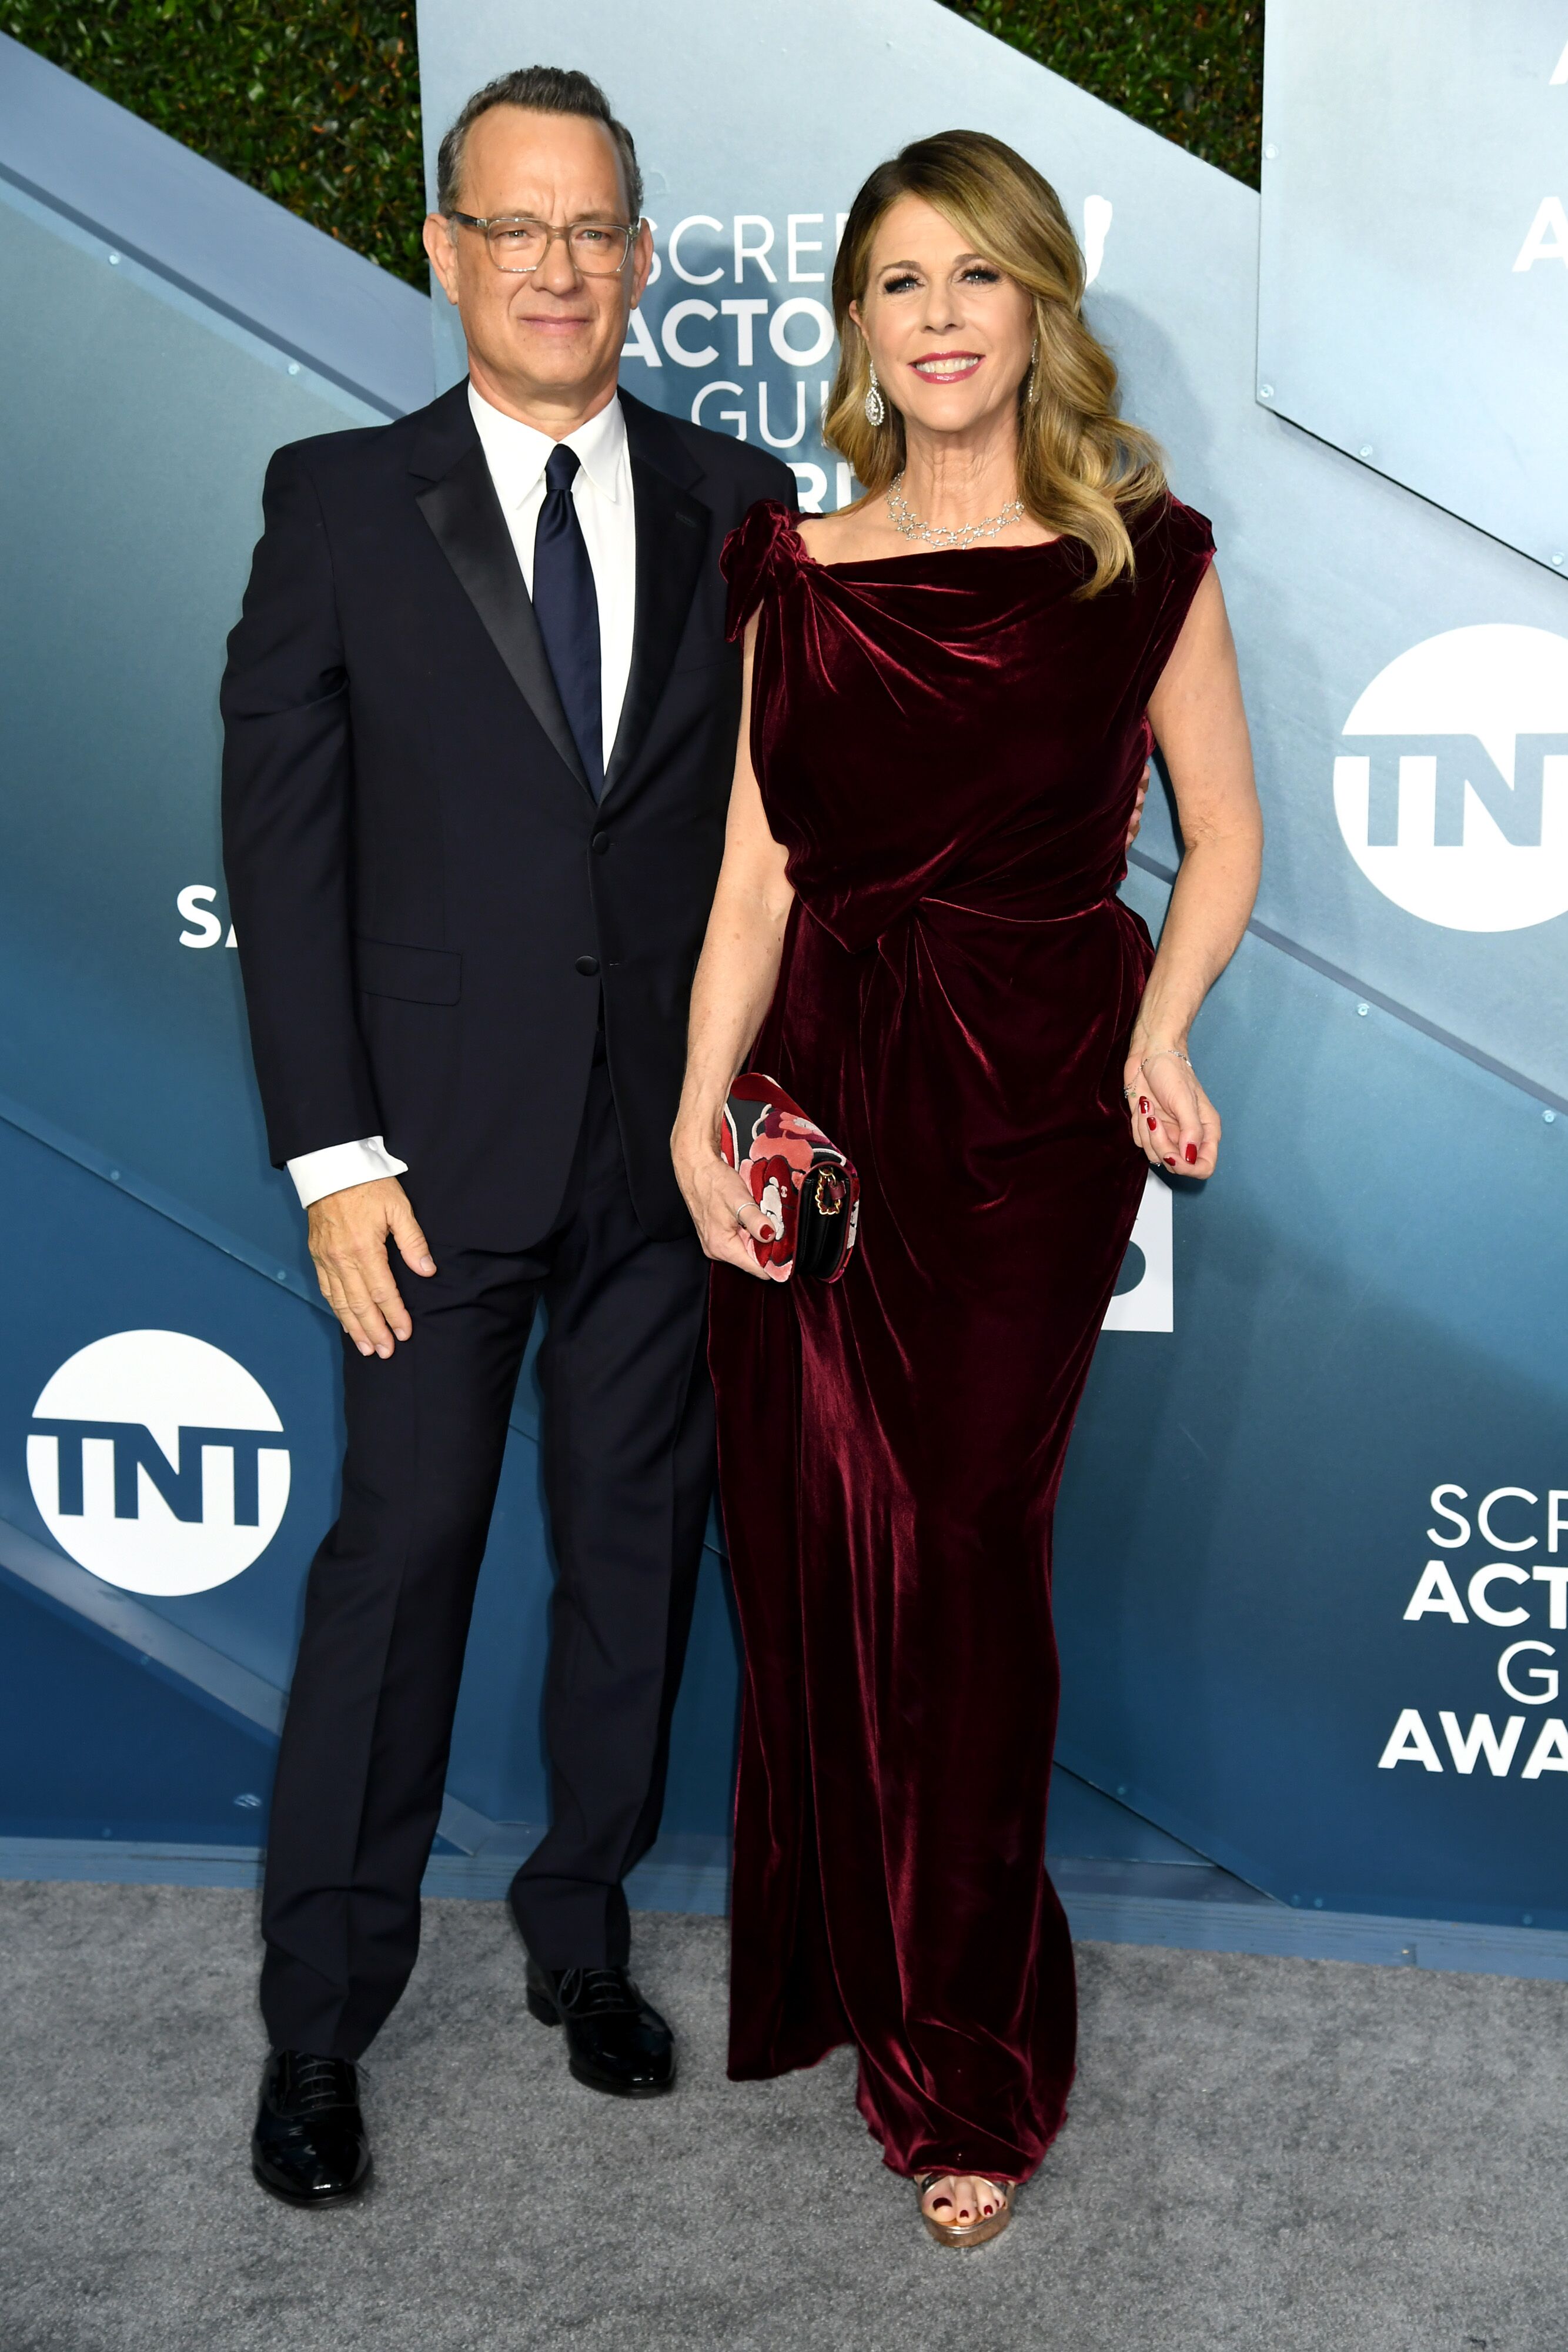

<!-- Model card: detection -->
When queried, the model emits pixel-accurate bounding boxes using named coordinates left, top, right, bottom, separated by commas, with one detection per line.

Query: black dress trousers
left=259, top=1054, right=714, bottom=2059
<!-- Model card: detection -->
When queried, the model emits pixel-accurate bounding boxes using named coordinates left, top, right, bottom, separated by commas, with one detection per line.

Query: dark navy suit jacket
left=220, top=380, right=794, bottom=1247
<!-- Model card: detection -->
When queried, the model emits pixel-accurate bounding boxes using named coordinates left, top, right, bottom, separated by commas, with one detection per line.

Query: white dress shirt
left=286, top=385, right=639, bottom=1210
left=466, top=382, right=636, bottom=760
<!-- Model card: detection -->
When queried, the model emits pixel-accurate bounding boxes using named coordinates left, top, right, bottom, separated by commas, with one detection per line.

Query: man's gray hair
left=435, top=66, right=643, bottom=222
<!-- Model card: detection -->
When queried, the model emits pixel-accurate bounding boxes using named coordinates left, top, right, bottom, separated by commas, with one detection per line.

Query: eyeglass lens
left=486, top=220, right=631, bottom=274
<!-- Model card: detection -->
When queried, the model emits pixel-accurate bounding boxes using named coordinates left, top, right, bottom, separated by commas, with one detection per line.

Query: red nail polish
left=1184, top=1143, right=1198, bottom=1164
left=1138, top=1097, right=1149, bottom=1113
left=1146, top=1116, right=1156, bottom=1131
left=1165, top=1157, right=1176, bottom=1167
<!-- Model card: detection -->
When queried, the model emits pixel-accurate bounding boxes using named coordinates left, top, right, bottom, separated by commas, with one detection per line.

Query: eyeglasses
left=447, top=213, right=638, bottom=275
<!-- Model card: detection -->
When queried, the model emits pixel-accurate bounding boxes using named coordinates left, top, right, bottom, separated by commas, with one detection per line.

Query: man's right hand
left=306, top=1177, right=436, bottom=1358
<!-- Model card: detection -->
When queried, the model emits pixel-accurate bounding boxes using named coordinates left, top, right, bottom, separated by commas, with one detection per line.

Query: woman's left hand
left=1124, top=1045, right=1220, bottom=1175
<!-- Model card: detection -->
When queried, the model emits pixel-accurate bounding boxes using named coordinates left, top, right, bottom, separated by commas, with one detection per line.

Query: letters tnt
left=1342, top=733, right=1568, bottom=847
left=29, top=1418, right=282, bottom=1525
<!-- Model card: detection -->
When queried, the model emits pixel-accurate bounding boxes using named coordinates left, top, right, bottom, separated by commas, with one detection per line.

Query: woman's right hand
left=672, top=1121, right=778, bottom=1278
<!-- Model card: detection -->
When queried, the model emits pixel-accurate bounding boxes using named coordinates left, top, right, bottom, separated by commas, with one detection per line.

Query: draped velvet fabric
left=710, top=493, right=1215, bottom=2183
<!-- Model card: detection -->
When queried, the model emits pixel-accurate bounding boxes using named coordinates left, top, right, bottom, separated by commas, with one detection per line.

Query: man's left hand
left=1128, top=762, right=1152, bottom=849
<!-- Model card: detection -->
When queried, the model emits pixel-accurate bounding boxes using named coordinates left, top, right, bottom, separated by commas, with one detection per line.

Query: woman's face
left=850, top=194, right=1034, bottom=441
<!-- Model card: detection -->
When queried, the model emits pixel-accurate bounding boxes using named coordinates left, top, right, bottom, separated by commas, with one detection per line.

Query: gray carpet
left=2, top=1882, right=1565, bottom=2352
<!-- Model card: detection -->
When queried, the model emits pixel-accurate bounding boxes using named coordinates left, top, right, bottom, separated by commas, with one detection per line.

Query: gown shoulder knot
left=721, top=499, right=805, bottom=643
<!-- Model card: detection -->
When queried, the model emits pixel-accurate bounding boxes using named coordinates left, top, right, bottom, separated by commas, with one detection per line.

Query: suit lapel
left=603, top=394, right=712, bottom=800
left=410, top=392, right=590, bottom=796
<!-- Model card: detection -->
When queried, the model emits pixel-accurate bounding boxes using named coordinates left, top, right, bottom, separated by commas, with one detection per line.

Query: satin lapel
left=414, top=437, right=590, bottom=795
left=603, top=435, right=710, bottom=800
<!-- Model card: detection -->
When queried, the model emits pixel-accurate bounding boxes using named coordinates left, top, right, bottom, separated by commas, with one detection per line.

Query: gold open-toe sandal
left=916, top=2171, right=1015, bottom=2249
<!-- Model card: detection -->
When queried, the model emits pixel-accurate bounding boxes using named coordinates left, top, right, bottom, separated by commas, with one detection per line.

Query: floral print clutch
left=719, top=1073, right=861, bottom=1283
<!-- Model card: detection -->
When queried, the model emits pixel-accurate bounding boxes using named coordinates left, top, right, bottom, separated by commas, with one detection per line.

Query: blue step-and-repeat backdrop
left=1, top=1, right=1565, bottom=1930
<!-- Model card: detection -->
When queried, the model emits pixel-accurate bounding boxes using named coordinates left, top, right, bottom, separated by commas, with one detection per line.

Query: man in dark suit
left=222, top=64, right=794, bottom=2204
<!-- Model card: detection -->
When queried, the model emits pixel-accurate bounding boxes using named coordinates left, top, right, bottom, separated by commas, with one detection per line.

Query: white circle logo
left=26, top=1331, right=289, bottom=1596
left=1333, top=624, right=1568, bottom=931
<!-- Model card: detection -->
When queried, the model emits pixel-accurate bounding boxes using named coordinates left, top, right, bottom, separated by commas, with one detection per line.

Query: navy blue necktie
left=532, top=444, right=604, bottom=796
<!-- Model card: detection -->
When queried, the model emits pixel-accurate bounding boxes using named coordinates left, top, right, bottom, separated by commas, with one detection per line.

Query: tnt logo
left=1333, top=624, right=1568, bottom=931
left=26, top=1331, right=289, bottom=1596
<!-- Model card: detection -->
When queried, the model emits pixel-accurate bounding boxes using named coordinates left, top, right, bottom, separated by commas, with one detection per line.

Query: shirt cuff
left=286, top=1135, right=410, bottom=1210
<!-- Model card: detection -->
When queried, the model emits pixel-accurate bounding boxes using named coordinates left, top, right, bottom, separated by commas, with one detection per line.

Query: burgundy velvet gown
left=710, top=492, right=1215, bottom=2184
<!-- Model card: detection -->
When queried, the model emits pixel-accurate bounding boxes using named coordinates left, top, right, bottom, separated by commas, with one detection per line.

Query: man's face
left=422, top=105, right=653, bottom=417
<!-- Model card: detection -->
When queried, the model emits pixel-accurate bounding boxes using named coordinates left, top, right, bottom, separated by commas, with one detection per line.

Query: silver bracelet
left=1139, top=1048, right=1193, bottom=1076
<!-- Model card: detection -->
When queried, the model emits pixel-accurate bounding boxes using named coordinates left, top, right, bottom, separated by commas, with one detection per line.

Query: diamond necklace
left=886, top=472, right=1026, bottom=551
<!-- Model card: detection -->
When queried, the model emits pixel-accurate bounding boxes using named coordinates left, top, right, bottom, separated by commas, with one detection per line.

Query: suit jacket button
left=591, top=831, right=611, bottom=854
left=575, top=955, right=600, bottom=977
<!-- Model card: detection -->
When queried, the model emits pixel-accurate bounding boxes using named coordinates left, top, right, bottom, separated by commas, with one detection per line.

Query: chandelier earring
left=864, top=358, right=887, bottom=429
left=1026, top=335, right=1041, bottom=402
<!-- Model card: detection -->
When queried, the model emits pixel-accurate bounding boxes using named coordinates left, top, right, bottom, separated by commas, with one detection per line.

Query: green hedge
left=942, top=2, right=1263, bottom=186
left=4, top=1, right=1262, bottom=289
left=4, top=1, right=427, bottom=280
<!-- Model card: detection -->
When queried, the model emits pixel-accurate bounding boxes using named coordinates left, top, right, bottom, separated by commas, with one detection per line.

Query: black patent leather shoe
left=251, top=2050, right=372, bottom=2206
left=525, top=1960, right=676, bottom=2097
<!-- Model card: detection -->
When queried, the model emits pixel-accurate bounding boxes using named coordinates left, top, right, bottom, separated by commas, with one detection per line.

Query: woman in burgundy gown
left=673, top=131, right=1261, bottom=2246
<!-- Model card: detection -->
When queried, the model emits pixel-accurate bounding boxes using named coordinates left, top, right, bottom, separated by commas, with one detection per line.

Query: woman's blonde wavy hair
left=826, top=130, right=1165, bottom=596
